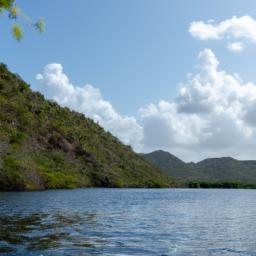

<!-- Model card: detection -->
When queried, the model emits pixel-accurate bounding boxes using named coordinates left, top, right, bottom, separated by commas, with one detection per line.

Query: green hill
left=142, top=150, right=208, bottom=181
left=0, top=64, right=176, bottom=190
left=143, top=150, right=256, bottom=186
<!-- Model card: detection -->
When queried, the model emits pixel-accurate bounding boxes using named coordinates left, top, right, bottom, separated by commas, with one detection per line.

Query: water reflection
left=0, top=212, right=104, bottom=254
left=1, top=189, right=256, bottom=255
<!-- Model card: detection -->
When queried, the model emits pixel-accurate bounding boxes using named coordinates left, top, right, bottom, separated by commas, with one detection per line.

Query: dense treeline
left=186, top=181, right=256, bottom=189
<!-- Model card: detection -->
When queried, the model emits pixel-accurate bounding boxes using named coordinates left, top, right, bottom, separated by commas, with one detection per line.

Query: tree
left=0, top=0, right=45, bottom=40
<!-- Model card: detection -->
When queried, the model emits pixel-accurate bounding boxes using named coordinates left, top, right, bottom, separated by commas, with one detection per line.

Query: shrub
left=42, top=172, right=77, bottom=189
left=9, top=130, right=26, bottom=144
left=0, top=156, right=26, bottom=190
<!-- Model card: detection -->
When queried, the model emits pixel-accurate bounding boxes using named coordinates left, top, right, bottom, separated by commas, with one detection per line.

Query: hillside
left=143, top=150, right=198, bottom=180
left=0, top=64, right=176, bottom=190
left=143, top=150, right=256, bottom=185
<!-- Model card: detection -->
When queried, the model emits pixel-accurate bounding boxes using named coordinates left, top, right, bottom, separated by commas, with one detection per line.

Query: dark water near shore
left=0, top=189, right=256, bottom=256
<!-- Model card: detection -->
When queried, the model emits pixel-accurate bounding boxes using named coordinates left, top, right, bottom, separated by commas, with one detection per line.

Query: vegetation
left=0, top=0, right=45, bottom=40
left=143, top=150, right=256, bottom=188
left=0, top=64, right=177, bottom=190
left=186, top=181, right=256, bottom=189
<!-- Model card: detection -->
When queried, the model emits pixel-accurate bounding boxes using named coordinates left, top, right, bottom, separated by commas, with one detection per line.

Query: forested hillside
left=143, top=150, right=256, bottom=187
left=0, top=64, right=176, bottom=190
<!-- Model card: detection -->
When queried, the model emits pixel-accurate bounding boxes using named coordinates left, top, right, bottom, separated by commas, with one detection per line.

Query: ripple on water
left=0, top=189, right=256, bottom=255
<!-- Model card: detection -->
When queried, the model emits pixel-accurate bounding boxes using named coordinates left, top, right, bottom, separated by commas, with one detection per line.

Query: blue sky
left=2, top=0, right=256, bottom=161
left=1, top=0, right=256, bottom=114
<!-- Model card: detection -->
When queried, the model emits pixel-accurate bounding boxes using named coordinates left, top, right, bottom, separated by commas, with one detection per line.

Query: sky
left=2, top=0, right=256, bottom=161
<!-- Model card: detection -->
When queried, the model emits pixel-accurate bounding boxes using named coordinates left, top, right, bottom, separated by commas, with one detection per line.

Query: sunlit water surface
left=0, top=189, right=256, bottom=256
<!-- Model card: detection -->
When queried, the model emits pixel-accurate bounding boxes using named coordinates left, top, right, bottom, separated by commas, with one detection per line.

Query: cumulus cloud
left=227, top=42, right=244, bottom=52
left=189, top=15, right=256, bottom=51
left=36, top=64, right=143, bottom=150
left=36, top=49, right=256, bottom=161
left=139, top=48, right=256, bottom=161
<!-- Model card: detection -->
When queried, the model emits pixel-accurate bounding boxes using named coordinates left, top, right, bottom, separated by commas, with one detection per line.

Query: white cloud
left=139, top=101, right=203, bottom=148
left=139, top=49, right=256, bottom=161
left=189, top=15, right=256, bottom=51
left=227, top=42, right=244, bottom=52
left=36, top=48, right=256, bottom=161
left=36, top=64, right=143, bottom=150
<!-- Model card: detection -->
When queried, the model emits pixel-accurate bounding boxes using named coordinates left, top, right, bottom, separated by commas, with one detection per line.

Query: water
left=0, top=189, right=256, bottom=256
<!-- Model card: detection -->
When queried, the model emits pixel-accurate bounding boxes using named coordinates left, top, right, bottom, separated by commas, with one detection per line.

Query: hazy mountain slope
left=142, top=150, right=209, bottom=181
left=195, top=157, right=256, bottom=182
left=0, top=64, right=176, bottom=190
left=143, top=151, right=256, bottom=183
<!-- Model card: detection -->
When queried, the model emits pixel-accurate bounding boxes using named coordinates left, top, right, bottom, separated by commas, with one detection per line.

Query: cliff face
left=0, top=64, right=176, bottom=190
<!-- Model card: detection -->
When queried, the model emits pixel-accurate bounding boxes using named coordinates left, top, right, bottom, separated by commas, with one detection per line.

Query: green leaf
left=34, top=18, right=45, bottom=33
left=12, top=24, right=22, bottom=41
left=8, top=5, right=17, bottom=19
left=0, top=0, right=14, bottom=10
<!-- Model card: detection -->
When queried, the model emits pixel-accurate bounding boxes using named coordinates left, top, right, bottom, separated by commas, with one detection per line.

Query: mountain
left=0, top=64, right=176, bottom=190
left=142, top=150, right=195, bottom=179
left=143, top=150, right=256, bottom=185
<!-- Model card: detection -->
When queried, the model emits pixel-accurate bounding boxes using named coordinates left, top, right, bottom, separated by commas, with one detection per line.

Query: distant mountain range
left=143, top=150, right=256, bottom=184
